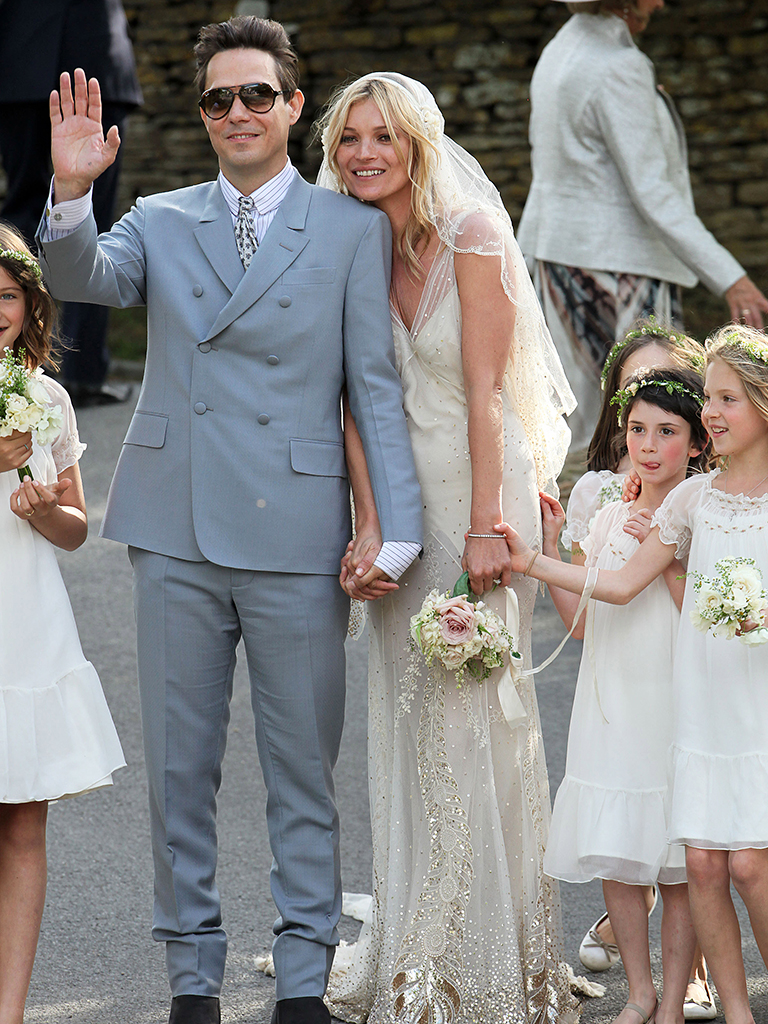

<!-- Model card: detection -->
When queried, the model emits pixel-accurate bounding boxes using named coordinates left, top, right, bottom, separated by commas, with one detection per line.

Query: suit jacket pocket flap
left=281, top=267, right=337, bottom=286
left=124, top=412, right=169, bottom=449
left=290, top=438, right=347, bottom=478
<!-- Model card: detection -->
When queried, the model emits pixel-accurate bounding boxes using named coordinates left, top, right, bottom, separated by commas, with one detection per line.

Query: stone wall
left=6, top=1, right=766, bottom=328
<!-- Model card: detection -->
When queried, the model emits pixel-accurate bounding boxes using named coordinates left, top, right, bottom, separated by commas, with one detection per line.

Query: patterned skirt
left=533, top=261, right=683, bottom=452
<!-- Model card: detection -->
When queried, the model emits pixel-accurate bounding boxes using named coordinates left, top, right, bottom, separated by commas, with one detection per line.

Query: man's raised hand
left=50, top=69, right=121, bottom=202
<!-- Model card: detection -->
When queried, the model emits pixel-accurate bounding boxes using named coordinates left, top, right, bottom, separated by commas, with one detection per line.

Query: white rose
left=689, top=608, right=712, bottom=633
left=695, top=582, right=722, bottom=620
left=442, top=646, right=467, bottom=670
left=730, top=564, right=764, bottom=603
left=26, top=375, right=49, bottom=406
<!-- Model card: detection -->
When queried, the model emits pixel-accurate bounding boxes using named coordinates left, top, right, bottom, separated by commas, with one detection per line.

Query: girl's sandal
left=624, top=1000, right=658, bottom=1024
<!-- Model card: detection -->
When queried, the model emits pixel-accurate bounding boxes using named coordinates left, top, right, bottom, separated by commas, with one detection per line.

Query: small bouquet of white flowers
left=687, top=556, right=768, bottom=646
left=0, top=347, right=63, bottom=481
left=409, top=571, right=520, bottom=685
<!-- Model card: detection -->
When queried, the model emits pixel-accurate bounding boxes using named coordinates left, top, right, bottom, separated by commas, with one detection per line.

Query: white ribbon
left=498, top=567, right=599, bottom=730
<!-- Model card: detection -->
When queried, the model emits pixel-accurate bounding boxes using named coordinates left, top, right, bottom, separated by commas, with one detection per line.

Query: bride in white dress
left=316, top=74, right=578, bottom=1023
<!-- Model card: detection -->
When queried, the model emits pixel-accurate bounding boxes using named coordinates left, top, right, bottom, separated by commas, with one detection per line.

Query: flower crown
left=717, top=330, right=768, bottom=367
left=600, top=317, right=702, bottom=389
left=0, top=248, right=42, bottom=280
left=610, top=376, right=704, bottom=423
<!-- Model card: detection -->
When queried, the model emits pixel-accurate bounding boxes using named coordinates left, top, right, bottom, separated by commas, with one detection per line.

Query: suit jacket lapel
left=193, top=185, right=243, bottom=296
left=202, top=174, right=312, bottom=343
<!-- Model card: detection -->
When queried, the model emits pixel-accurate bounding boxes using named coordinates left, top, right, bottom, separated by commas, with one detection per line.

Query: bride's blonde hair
left=316, top=78, right=442, bottom=278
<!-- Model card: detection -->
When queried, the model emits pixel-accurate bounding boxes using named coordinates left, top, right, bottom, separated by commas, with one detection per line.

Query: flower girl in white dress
left=0, top=226, right=124, bottom=1024
left=499, top=324, right=768, bottom=1024
left=540, top=368, right=709, bottom=1024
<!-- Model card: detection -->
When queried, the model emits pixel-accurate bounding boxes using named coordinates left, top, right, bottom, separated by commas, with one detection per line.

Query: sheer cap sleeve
left=652, top=473, right=710, bottom=561
left=562, top=470, right=624, bottom=551
left=43, top=377, right=87, bottom=473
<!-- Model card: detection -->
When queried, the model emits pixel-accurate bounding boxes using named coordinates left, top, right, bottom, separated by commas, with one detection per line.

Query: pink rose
left=436, top=596, right=477, bottom=645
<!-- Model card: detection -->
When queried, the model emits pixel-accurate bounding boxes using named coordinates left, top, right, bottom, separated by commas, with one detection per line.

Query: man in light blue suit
left=37, top=16, right=422, bottom=1024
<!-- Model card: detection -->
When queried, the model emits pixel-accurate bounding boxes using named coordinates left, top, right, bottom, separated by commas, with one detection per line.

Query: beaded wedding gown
left=324, top=246, right=578, bottom=1024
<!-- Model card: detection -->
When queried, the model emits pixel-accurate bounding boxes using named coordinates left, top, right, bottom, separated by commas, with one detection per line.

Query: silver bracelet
left=466, top=532, right=506, bottom=539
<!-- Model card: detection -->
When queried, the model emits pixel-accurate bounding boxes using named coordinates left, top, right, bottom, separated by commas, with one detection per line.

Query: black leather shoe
left=168, top=995, right=221, bottom=1024
left=271, top=996, right=330, bottom=1024
left=64, top=381, right=134, bottom=408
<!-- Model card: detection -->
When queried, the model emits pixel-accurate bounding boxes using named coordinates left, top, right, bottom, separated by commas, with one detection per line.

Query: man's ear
left=287, top=89, right=305, bottom=126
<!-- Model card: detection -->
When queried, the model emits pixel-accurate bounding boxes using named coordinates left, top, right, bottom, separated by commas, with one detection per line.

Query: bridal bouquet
left=409, top=571, right=520, bottom=685
left=0, top=347, right=63, bottom=480
left=688, top=557, right=768, bottom=646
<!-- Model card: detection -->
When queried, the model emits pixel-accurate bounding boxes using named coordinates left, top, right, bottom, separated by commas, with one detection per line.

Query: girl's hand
left=491, top=522, right=536, bottom=575
left=623, top=508, right=653, bottom=543
left=11, top=476, right=71, bottom=521
left=0, top=430, right=34, bottom=473
left=622, top=469, right=641, bottom=503
left=461, top=535, right=513, bottom=595
left=540, top=492, right=565, bottom=556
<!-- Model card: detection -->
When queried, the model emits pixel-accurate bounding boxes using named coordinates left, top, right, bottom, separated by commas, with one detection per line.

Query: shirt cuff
left=373, top=541, right=421, bottom=581
left=43, top=179, right=93, bottom=240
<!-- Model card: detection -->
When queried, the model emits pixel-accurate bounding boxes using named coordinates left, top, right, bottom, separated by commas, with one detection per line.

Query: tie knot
left=239, top=196, right=255, bottom=213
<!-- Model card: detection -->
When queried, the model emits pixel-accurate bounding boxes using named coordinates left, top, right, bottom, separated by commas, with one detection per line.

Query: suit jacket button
left=279, top=295, right=292, bottom=307
left=267, top=354, right=280, bottom=365
left=198, top=341, right=212, bottom=353
left=257, top=413, right=270, bottom=425
left=193, top=285, right=203, bottom=297
left=194, top=402, right=207, bottom=415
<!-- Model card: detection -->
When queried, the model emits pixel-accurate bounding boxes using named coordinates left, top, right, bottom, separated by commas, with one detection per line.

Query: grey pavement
left=28, top=390, right=766, bottom=1022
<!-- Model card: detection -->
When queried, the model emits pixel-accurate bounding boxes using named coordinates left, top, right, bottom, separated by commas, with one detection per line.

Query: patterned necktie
left=235, top=195, right=258, bottom=269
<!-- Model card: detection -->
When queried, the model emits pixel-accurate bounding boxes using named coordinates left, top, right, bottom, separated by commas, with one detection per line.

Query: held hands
left=339, top=528, right=399, bottom=601
left=725, top=275, right=768, bottom=330
left=0, top=430, right=33, bottom=473
left=539, top=493, right=565, bottom=556
left=50, top=69, right=121, bottom=201
left=11, top=476, right=72, bottom=521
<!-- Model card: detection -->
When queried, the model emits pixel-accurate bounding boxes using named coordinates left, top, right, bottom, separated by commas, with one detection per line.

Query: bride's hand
left=339, top=528, right=399, bottom=601
left=461, top=535, right=513, bottom=595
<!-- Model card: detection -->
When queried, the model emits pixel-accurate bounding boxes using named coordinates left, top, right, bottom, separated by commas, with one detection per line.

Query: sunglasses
left=199, top=82, right=291, bottom=119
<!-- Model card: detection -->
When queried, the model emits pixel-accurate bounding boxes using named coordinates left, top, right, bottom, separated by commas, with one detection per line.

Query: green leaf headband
left=0, top=248, right=42, bottom=280
left=719, top=330, right=768, bottom=367
left=600, top=317, right=702, bottom=390
left=610, top=376, right=704, bottom=424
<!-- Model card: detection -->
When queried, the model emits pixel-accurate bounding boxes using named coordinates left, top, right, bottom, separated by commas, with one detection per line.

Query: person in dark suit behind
left=0, top=0, right=142, bottom=405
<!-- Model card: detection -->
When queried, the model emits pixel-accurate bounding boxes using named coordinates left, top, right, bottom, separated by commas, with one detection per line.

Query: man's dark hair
left=193, top=16, right=299, bottom=95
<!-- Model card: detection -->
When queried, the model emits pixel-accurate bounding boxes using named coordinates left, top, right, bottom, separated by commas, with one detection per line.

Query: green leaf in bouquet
left=451, top=570, right=479, bottom=603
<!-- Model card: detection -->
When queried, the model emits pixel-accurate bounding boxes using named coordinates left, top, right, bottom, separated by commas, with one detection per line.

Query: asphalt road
left=25, top=391, right=767, bottom=1023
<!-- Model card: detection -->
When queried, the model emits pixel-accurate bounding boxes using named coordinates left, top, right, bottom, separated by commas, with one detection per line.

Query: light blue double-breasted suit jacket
left=39, top=172, right=422, bottom=568
left=37, top=170, right=422, bottom=999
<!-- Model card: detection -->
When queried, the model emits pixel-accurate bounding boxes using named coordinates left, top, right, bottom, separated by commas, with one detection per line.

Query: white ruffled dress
left=0, top=376, right=125, bottom=803
left=561, top=469, right=624, bottom=552
left=655, top=471, right=768, bottom=849
left=544, top=499, right=686, bottom=885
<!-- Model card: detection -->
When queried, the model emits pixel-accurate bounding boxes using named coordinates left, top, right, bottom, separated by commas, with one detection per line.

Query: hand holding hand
left=725, top=275, right=768, bottom=330
left=339, top=538, right=399, bottom=601
left=623, top=507, right=653, bottom=543
left=539, top=492, right=565, bottom=555
left=491, top=522, right=536, bottom=575
left=11, top=477, right=71, bottom=521
left=50, top=69, right=121, bottom=201
left=0, top=430, right=33, bottom=473
left=622, top=470, right=641, bottom=503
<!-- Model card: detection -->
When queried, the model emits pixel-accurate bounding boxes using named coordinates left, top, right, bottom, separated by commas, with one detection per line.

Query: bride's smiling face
left=335, top=98, right=413, bottom=209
